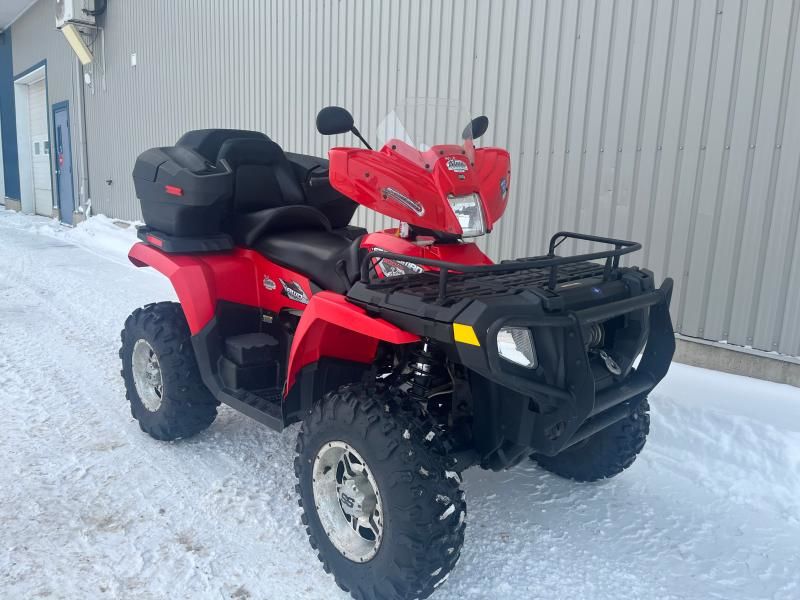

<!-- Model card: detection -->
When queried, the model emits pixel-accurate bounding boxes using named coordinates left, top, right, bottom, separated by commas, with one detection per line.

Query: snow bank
left=649, top=363, right=800, bottom=522
left=0, top=208, right=139, bottom=265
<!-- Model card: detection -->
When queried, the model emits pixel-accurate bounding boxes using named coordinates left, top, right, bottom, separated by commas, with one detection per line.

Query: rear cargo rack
left=359, top=232, right=642, bottom=303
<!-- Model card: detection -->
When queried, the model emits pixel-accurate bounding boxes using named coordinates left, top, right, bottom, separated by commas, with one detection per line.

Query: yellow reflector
left=453, top=323, right=480, bottom=346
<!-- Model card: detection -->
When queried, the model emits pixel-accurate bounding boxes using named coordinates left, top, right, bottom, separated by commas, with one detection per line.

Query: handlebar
left=308, top=170, right=330, bottom=187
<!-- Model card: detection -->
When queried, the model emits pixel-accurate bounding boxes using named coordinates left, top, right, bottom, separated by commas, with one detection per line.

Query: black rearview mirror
left=316, top=106, right=373, bottom=149
left=316, top=106, right=355, bottom=135
left=462, top=115, right=489, bottom=140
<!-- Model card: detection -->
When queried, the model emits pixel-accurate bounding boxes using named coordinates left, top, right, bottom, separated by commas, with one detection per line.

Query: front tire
left=295, top=383, right=465, bottom=600
left=532, top=398, right=650, bottom=482
left=120, top=302, right=218, bottom=441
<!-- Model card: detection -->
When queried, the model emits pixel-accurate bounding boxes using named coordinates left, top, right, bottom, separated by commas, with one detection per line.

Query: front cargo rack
left=359, top=232, right=642, bottom=305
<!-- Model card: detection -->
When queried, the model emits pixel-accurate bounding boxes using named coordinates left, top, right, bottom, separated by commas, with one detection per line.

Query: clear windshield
left=376, top=98, right=476, bottom=164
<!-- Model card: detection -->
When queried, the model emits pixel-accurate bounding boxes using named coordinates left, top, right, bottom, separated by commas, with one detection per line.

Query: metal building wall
left=10, top=0, right=800, bottom=357
left=10, top=0, right=83, bottom=209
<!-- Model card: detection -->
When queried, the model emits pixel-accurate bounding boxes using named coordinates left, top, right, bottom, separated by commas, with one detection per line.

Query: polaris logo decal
left=279, top=278, right=309, bottom=304
left=446, top=157, right=469, bottom=173
left=371, top=246, right=424, bottom=278
left=262, top=275, right=277, bottom=291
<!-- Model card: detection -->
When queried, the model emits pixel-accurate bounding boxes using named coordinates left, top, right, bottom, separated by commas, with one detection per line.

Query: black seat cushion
left=216, top=137, right=332, bottom=245
left=218, top=137, right=306, bottom=214
left=254, top=231, right=364, bottom=294
left=177, top=129, right=271, bottom=163
left=235, top=205, right=331, bottom=247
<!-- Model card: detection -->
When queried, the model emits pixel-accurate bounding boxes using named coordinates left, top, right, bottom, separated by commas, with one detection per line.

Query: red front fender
left=285, top=291, right=419, bottom=393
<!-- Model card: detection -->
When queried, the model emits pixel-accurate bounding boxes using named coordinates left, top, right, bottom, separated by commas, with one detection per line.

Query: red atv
left=121, top=100, right=675, bottom=600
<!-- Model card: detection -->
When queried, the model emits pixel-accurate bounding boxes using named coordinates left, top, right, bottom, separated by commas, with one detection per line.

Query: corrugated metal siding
left=10, top=0, right=82, bottom=210
left=10, top=0, right=800, bottom=357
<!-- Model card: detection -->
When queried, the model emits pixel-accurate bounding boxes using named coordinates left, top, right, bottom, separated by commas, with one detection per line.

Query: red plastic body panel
left=128, top=242, right=314, bottom=334
left=129, top=243, right=419, bottom=397
left=360, top=231, right=495, bottom=275
left=472, top=148, right=511, bottom=227
left=284, top=291, right=419, bottom=392
left=329, top=142, right=510, bottom=236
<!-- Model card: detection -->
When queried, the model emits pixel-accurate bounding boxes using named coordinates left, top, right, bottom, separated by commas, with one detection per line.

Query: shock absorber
left=407, top=341, right=450, bottom=417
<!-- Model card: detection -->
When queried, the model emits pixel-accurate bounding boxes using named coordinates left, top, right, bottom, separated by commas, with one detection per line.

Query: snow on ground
left=1, top=208, right=799, bottom=600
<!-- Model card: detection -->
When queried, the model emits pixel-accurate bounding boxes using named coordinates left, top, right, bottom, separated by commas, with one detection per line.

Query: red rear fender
left=128, top=242, right=258, bottom=334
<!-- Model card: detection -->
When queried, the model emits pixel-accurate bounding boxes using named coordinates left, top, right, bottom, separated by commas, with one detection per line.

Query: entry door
left=28, top=79, right=52, bottom=217
left=53, top=104, right=75, bottom=224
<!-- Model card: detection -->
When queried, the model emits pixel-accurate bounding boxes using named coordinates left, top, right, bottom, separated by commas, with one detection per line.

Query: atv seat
left=215, top=136, right=366, bottom=248
left=253, top=230, right=363, bottom=294
left=216, top=137, right=318, bottom=245
left=213, top=136, right=364, bottom=292
left=233, top=204, right=331, bottom=246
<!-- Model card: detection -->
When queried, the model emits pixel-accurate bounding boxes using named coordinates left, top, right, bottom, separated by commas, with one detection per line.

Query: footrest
left=245, top=388, right=284, bottom=420
left=228, top=387, right=284, bottom=429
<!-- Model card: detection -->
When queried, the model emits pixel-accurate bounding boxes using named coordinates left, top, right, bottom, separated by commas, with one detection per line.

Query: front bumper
left=453, top=273, right=675, bottom=457
left=347, top=253, right=676, bottom=462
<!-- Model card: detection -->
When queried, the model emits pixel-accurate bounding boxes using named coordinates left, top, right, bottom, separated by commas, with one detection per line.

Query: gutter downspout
left=75, top=55, right=90, bottom=214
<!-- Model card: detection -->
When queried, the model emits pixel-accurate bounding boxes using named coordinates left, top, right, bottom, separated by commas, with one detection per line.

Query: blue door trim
left=52, top=100, right=74, bottom=224
left=13, top=59, right=47, bottom=81
left=0, top=30, right=20, bottom=199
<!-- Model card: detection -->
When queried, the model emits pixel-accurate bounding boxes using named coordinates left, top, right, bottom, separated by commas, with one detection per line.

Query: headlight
left=448, top=194, right=485, bottom=237
left=497, top=327, right=537, bottom=368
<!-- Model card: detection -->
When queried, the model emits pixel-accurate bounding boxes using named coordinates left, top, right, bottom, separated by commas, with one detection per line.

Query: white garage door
left=28, top=79, right=52, bottom=217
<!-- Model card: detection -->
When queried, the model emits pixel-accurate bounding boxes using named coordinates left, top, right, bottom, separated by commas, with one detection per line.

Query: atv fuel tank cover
left=453, top=323, right=481, bottom=346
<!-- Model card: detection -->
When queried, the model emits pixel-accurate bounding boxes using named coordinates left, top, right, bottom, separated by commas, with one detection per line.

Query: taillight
left=164, top=185, right=183, bottom=196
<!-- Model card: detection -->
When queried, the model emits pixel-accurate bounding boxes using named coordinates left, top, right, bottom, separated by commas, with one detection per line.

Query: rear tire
left=532, top=398, right=650, bottom=482
left=295, top=382, right=465, bottom=600
left=120, top=302, right=218, bottom=441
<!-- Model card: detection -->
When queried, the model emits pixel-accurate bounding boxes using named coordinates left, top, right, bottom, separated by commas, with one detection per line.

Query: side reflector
left=165, top=185, right=183, bottom=196
left=453, top=323, right=480, bottom=346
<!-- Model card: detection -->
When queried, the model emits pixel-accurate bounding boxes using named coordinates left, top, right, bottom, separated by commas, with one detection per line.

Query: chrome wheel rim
left=131, top=339, right=164, bottom=412
left=312, top=441, right=384, bottom=562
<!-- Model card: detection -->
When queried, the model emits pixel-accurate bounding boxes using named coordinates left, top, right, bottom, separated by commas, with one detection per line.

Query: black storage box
left=133, top=145, right=232, bottom=237
left=133, top=130, right=271, bottom=238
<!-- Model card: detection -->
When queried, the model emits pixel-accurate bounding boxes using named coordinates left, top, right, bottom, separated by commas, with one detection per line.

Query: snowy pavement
left=1, top=208, right=799, bottom=600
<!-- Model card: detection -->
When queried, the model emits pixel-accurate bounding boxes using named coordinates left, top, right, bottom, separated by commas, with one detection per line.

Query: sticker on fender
left=279, top=278, right=309, bottom=304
